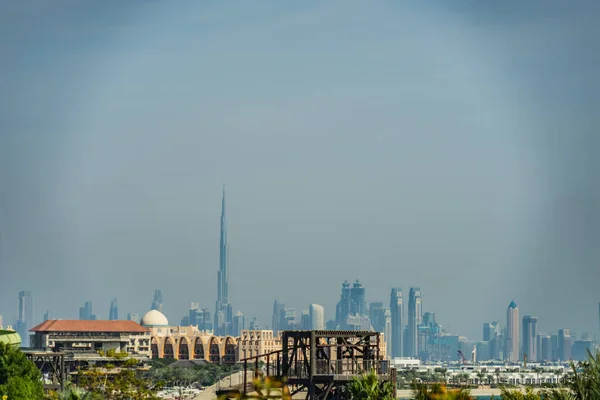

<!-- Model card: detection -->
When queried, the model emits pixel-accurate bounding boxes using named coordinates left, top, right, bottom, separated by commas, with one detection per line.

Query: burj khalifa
left=214, top=186, right=233, bottom=336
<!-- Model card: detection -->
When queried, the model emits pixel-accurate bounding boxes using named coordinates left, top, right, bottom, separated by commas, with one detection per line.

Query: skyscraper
left=79, top=301, right=97, bottom=320
left=382, top=307, right=392, bottom=359
left=300, top=311, right=310, bottom=330
left=506, top=300, right=519, bottom=362
left=151, top=290, right=163, bottom=313
left=249, top=317, right=260, bottom=330
left=408, top=287, right=422, bottom=357
left=558, top=328, right=571, bottom=361
left=15, top=291, right=33, bottom=346
left=522, top=315, right=538, bottom=361
left=369, top=302, right=384, bottom=332
left=335, top=281, right=351, bottom=328
left=390, top=288, right=403, bottom=357
left=272, top=300, right=285, bottom=335
left=214, top=186, right=233, bottom=336
left=109, top=297, right=119, bottom=321
left=350, top=280, right=366, bottom=316
left=43, top=311, right=50, bottom=322
left=233, top=311, right=245, bottom=336
left=309, top=304, right=325, bottom=330
left=0, top=315, right=3, bottom=328
left=127, top=312, right=139, bottom=322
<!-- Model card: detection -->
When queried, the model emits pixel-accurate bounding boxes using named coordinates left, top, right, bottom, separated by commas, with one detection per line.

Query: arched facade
left=148, top=329, right=239, bottom=364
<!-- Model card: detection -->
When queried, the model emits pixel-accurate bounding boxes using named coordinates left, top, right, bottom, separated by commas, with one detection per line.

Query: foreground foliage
left=501, top=350, right=600, bottom=400
left=0, top=342, right=44, bottom=400
left=347, top=370, right=396, bottom=400
left=412, top=382, right=473, bottom=400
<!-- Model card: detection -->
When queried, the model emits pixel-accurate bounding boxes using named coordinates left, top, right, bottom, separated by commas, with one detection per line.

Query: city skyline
left=1, top=1, right=600, bottom=340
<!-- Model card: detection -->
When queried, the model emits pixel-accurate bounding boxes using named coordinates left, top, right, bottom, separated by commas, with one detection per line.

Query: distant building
left=271, top=300, right=285, bottom=335
left=539, top=334, right=552, bottom=361
left=408, top=287, right=422, bottom=357
left=30, top=319, right=151, bottom=360
left=522, top=316, right=538, bottom=361
left=279, top=308, right=296, bottom=331
left=571, top=340, right=594, bottom=361
left=350, top=280, right=367, bottom=316
left=79, top=301, right=98, bottom=321
left=249, top=317, right=261, bottom=331
left=109, top=297, right=119, bottom=321
left=309, top=304, right=325, bottom=330
left=382, top=308, right=392, bottom=358
left=0, top=315, right=3, bottom=328
left=43, top=311, right=51, bottom=322
left=233, top=312, right=245, bottom=336
left=151, top=290, right=163, bottom=313
left=16, top=291, right=33, bottom=347
left=335, top=281, right=352, bottom=328
left=369, top=302, right=384, bottom=332
left=558, top=329, right=571, bottom=361
left=127, top=313, right=139, bottom=322
left=506, top=300, right=519, bottom=362
left=300, top=311, right=310, bottom=330
left=390, top=288, right=403, bottom=357
left=214, top=187, right=233, bottom=336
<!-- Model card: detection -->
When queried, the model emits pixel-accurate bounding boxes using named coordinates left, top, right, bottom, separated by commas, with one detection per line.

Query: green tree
left=0, top=342, right=44, bottom=400
left=412, top=382, right=473, bottom=400
left=347, top=370, right=395, bottom=400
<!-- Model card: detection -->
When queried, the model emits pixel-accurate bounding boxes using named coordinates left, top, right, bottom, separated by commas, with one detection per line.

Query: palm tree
left=412, top=382, right=473, bottom=400
left=347, top=370, right=395, bottom=400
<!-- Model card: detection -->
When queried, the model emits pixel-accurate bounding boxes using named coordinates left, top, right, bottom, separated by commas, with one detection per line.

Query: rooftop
left=30, top=320, right=149, bottom=333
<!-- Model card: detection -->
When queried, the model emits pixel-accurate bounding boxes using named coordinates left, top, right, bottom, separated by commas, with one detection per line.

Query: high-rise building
left=522, top=316, right=538, bottom=361
left=127, top=312, right=139, bottom=322
left=390, top=288, right=403, bottom=358
left=151, top=290, right=163, bottom=313
left=382, top=307, right=392, bottom=358
left=335, top=281, right=352, bottom=328
left=214, top=186, right=233, bottom=336
left=539, top=334, right=552, bottom=361
left=79, top=301, right=97, bottom=320
left=350, top=280, right=367, bottom=316
left=309, top=304, right=325, bottom=330
left=483, top=321, right=499, bottom=342
left=279, top=308, right=296, bottom=331
left=506, top=300, right=519, bottom=362
left=369, top=302, right=384, bottom=332
left=558, top=329, right=571, bottom=361
left=249, top=317, right=260, bottom=330
left=300, top=311, right=310, bottom=330
left=272, top=300, right=285, bottom=335
left=109, top=297, right=119, bottom=321
left=43, top=311, right=50, bottom=322
left=14, top=291, right=34, bottom=346
left=408, top=287, right=422, bottom=357
left=233, top=311, right=245, bottom=336
left=0, top=315, right=3, bottom=328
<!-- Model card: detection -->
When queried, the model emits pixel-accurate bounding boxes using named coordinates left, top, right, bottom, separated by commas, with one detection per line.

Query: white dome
left=140, top=310, right=169, bottom=326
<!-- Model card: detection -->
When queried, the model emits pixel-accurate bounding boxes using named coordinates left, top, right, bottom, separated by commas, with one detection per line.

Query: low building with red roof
left=30, top=320, right=151, bottom=360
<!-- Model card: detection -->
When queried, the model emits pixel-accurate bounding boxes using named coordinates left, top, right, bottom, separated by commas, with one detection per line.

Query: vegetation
left=0, top=342, right=44, bottom=400
left=412, top=382, right=473, bottom=400
left=500, top=350, right=600, bottom=400
left=147, top=362, right=241, bottom=387
left=219, top=375, right=292, bottom=399
left=346, top=370, right=395, bottom=400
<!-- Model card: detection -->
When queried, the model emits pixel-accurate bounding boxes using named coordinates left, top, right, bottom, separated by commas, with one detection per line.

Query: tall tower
left=16, top=291, right=33, bottom=347
left=522, top=315, right=538, bottom=361
left=408, top=287, right=422, bottom=357
left=309, top=304, right=325, bottom=330
left=151, top=290, right=163, bottom=313
left=109, top=297, right=119, bottom=321
left=390, top=288, right=403, bottom=357
left=506, top=300, right=519, bottom=362
left=215, top=186, right=233, bottom=336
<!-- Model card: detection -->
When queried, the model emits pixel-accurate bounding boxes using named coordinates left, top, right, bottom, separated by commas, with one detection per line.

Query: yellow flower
left=2, top=395, right=8, bottom=400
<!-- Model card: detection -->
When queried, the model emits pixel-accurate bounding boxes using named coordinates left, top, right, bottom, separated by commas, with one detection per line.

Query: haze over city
left=1, top=0, right=599, bottom=342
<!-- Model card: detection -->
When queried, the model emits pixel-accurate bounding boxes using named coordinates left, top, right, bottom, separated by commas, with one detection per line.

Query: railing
left=283, top=359, right=390, bottom=379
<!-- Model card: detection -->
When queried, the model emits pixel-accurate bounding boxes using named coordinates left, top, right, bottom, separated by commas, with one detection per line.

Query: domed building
left=141, top=310, right=238, bottom=364
left=140, top=310, right=169, bottom=327
left=0, top=327, right=22, bottom=348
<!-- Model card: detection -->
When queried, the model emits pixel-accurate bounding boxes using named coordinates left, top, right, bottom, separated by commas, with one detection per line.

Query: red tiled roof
left=30, top=320, right=149, bottom=333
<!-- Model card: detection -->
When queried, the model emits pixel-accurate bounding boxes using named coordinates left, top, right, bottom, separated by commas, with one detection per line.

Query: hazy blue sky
left=1, top=0, right=599, bottom=340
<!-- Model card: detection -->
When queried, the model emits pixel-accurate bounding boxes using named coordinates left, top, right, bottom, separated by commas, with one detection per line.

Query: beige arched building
left=141, top=310, right=237, bottom=364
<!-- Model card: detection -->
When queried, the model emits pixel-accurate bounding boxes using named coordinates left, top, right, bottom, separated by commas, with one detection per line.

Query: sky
left=1, top=0, right=599, bottom=341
